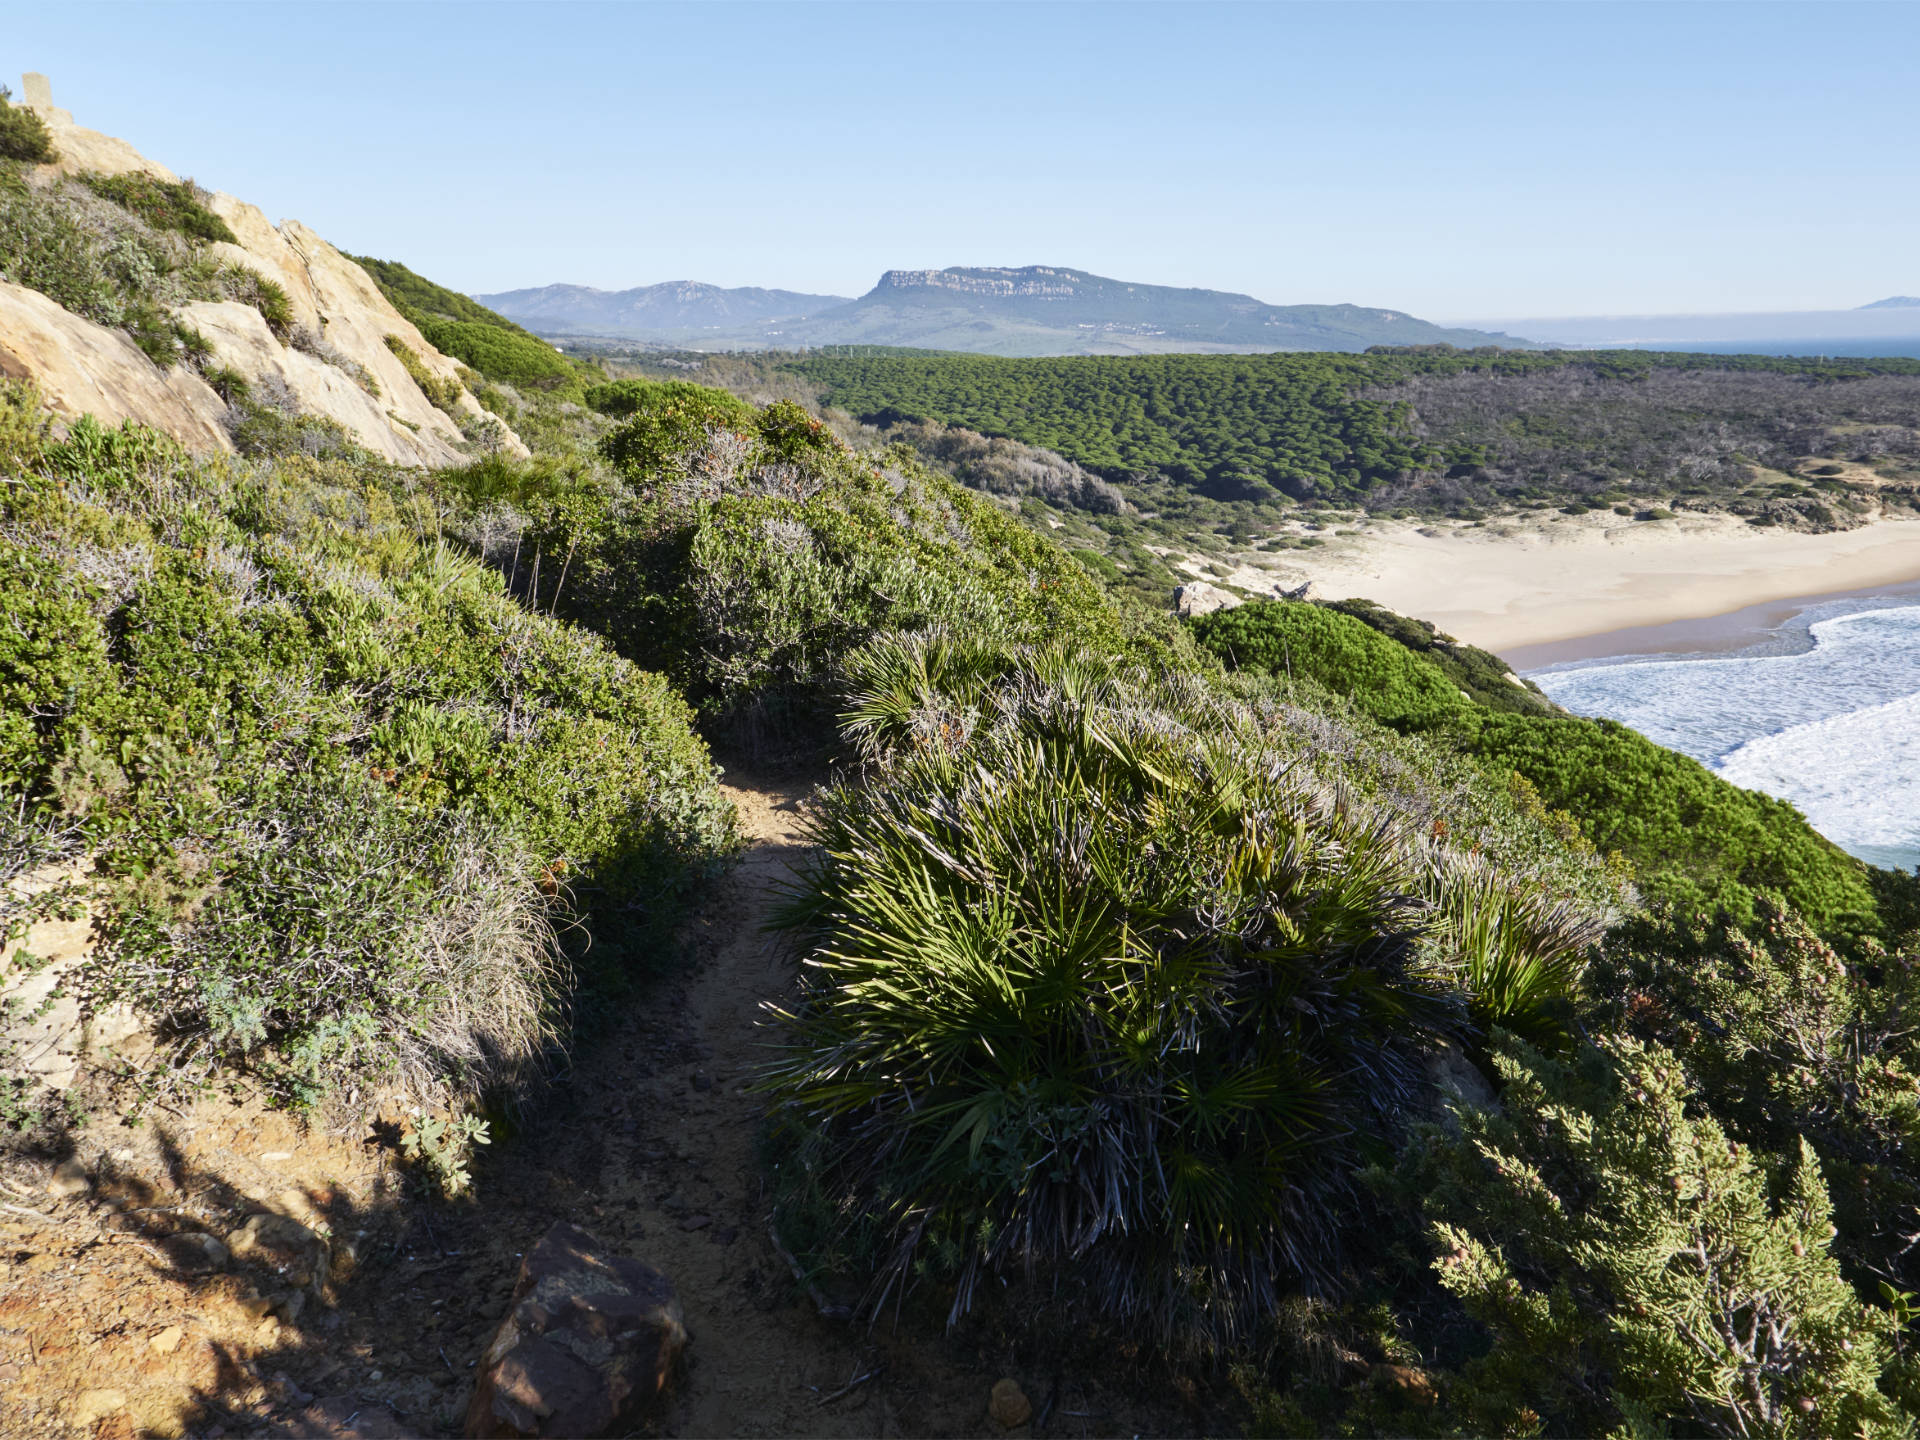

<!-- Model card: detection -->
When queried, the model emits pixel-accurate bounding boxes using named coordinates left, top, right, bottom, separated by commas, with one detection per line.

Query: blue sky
left=5, top=1, right=1915, bottom=319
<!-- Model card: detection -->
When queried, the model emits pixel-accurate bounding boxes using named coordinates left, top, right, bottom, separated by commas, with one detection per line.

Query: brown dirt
left=0, top=770, right=1217, bottom=1438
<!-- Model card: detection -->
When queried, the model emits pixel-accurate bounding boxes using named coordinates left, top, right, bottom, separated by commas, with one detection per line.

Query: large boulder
left=0, top=281, right=232, bottom=454
left=464, top=1222, right=685, bottom=1439
left=1173, top=580, right=1243, bottom=618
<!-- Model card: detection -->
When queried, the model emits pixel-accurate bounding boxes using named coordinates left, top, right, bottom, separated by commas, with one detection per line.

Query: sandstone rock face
left=35, top=118, right=177, bottom=183
left=189, top=211, right=529, bottom=463
left=9, top=95, right=526, bottom=466
left=178, top=300, right=457, bottom=467
left=0, top=281, right=232, bottom=454
left=0, top=858, right=152, bottom=1093
left=280, top=220, right=523, bottom=454
left=465, top=1222, right=686, bottom=1439
left=204, top=195, right=325, bottom=336
left=1173, top=580, right=1243, bottom=618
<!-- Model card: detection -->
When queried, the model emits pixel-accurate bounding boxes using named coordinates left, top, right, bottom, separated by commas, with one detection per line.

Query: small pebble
left=989, top=1378, right=1032, bottom=1428
left=47, top=1159, right=89, bottom=1199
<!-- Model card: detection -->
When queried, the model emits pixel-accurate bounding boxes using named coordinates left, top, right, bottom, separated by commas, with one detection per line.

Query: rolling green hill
left=351, top=254, right=590, bottom=393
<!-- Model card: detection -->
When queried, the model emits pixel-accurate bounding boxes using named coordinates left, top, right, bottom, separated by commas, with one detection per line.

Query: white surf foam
left=1531, top=604, right=1920, bottom=869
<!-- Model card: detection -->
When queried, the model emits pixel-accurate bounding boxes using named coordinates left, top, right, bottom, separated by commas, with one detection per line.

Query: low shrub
left=584, top=376, right=753, bottom=422
left=763, top=639, right=1615, bottom=1346
left=80, top=171, right=236, bottom=244
left=93, top=769, right=564, bottom=1105
left=216, top=263, right=295, bottom=336
left=225, top=393, right=358, bottom=460
left=1318, top=596, right=1556, bottom=715
left=588, top=378, right=760, bottom=467
left=0, top=88, right=53, bottom=164
left=0, top=799, right=86, bottom=1139
left=444, top=383, right=1169, bottom=751
left=1591, top=902, right=1920, bottom=1293
left=348, top=254, right=546, bottom=340
left=385, top=334, right=463, bottom=415
left=0, top=393, right=735, bottom=1106
left=1193, top=600, right=1473, bottom=730
left=765, top=653, right=1461, bottom=1344
left=0, top=169, right=247, bottom=366
left=413, top=318, right=576, bottom=391
left=1194, top=596, right=1885, bottom=946
left=1427, top=852, right=1606, bottom=1049
left=0, top=177, right=172, bottom=331
left=1459, top=713, right=1879, bottom=940
left=1392, top=1033, right=1909, bottom=1437
left=347, top=254, right=596, bottom=403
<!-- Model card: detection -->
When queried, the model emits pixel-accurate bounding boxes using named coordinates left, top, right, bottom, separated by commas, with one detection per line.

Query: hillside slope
left=0, top=79, right=524, bottom=464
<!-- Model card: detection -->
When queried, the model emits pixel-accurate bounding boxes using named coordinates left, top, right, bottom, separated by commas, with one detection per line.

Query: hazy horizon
left=476, top=272, right=1920, bottom=330
left=5, top=0, right=1917, bottom=320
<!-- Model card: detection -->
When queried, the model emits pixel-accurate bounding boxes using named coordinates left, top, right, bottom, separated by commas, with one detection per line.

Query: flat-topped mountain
left=478, top=264, right=1537, bottom=355
left=831, top=265, right=1536, bottom=352
left=1862, top=296, right=1920, bottom=309
left=472, top=280, right=850, bottom=336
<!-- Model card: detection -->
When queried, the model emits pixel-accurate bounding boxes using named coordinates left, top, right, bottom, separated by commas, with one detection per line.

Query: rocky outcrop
left=0, top=859, right=153, bottom=1092
left=0, top=281, right=233, bottom=453
left=1172, top=580, right=1243, bottom=618
left=179, top=300, right=464, bottom=467
left=12, top=75, right=526, bottom=465
left=465, top=1222, right=685, bottom=1439
left=280, top=219, right=521, bottom=456
left=204, top=196, right=325, bottom=336
left=197, top=198, right=528, bottom=462
left=28, top=98, right=179, bottom=183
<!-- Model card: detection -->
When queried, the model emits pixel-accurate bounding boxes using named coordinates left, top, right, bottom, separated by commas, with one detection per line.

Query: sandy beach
left=1225, top=510, right=1920, bottom=660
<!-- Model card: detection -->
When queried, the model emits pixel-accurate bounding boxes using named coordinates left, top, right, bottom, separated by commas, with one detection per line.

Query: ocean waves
left=1532, top=604, right=1920, bottom=869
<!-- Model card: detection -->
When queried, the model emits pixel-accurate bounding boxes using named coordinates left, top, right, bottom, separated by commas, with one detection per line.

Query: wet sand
left=1504, top=574, right=1920, bottom=669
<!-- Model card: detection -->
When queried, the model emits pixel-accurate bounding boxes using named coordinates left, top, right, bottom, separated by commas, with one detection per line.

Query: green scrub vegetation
left=1193, top=598, right=1887, bottom=944
left=0, top=382, right=733, bottom=1110
left=788, top=345, right=1920, bottom=518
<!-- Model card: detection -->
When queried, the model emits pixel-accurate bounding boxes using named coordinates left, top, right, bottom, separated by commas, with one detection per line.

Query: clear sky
left=4, top=1, right=1915, bottom=320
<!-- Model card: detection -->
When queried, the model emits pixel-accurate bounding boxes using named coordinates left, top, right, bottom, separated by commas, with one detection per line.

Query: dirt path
left=0, top=770, right=1205, bottom=1438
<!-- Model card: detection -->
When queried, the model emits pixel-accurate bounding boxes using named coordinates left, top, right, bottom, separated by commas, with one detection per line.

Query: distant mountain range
left=1862, top=296, right=1920, bottom=309
left=474, top=266, right=1536, bottom=356
left=471, top=281, right=851, bottom=335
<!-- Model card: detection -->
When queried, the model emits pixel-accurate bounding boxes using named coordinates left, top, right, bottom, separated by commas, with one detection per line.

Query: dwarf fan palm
left=764, top=651, right=1460, bottom=1345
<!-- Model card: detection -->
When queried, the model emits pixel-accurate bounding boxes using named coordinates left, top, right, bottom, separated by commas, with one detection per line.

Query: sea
left=1526, top=593, right=1920, bottom=872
